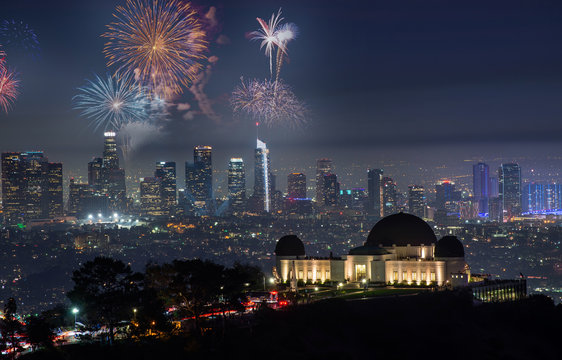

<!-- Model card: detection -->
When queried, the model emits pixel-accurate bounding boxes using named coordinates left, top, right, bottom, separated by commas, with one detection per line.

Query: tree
left=145, top=259, right=224, bottom=334
left=67, top=257, right=143, bottom=345
left=1, top=298, right=22, bottom=359
left=25, top=316, right=54, bottom=351
left=145, top=260, right=264, bottom=336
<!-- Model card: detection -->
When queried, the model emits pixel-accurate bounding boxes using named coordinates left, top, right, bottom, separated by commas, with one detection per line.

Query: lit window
left=412, top=272, right=417, bottom=281
left=421, top=272, right=426, bottom=281
left=316, top=271, right=321, bottom=280
left=325, top=270, right=330, bottom=280
left=307, top=270, right=313, bottom=280
left=403, top=271, right=408, bottom=282
left=298, top=271, right=304, bottom=279
left=430, top=272, right=436, bottom=281
left=393, top=271, right=398, bottom=281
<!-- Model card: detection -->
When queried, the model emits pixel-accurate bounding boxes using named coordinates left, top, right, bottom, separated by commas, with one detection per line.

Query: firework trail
left=250, top=9, right=298, bottom=81
left=118, top=121, right=162, bottom=161
left=274, top=22, right=298, bottom=83
left=102, top=0, right=208, bottom=99
left=231, top=78, right=307, bottom=129
left=0, top=59, right=20, bottom=114
left=73, top=73, right=149, bottom=132
left=0, top=20, right=40, bottom=58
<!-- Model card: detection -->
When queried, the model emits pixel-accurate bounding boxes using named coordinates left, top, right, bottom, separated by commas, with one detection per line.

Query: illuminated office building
left=323, top=173, right=339, bottom=206
left=316, top=159, right=332, bottom=204
left=473, top=162, right=490, bottom=214
left=408, top=185, right=425, bottom=218
left=155, top=161, right=177, bottom=214
left=140, top=177, right=164, bottom=216
left=1, top=152, right=63, bottom=223
left=287, top=173, right=306, bottom=199
left=367, top=168, right=383, bottom=216
left=45, top=162, right=63, bottom=218
left=88, top=157, right=103, bottom=187
left=498, top=163, right=521, bottom=221
left=228, top=158, right=246, bottom=212
left=381, top=177, right=397, bottom=217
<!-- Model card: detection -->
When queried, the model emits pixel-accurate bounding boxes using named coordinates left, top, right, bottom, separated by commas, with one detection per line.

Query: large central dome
left=366, top=213, right=437, bottom=247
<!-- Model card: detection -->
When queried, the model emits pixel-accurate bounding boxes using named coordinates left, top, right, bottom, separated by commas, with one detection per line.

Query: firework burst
left=73, top=73, right=149, bottom=132
left=231, top=78, right=307, bottom=129
left=0, top=60, right=20, bottom=114
left=0, top=20, right=40, bottom=58
left=250, top=8, right=284, bottom=77
left=102, top=0, right=208, bottom=99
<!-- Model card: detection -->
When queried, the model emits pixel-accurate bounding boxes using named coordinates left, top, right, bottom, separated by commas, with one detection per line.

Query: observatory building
left=274, top=213, right=469, bottom=286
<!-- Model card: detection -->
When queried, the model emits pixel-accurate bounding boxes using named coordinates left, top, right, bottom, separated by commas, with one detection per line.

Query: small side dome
left=435, top=236, right=464, bottom=258
left=274, top=235, right=305, bottom=256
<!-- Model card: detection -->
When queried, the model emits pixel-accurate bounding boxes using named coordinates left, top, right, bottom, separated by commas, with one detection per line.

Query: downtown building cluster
left=0, top=132, right=555, bottom=225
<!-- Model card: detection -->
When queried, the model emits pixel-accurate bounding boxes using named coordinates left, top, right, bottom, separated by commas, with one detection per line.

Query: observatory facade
left=274, top=213, right=469, bottom=286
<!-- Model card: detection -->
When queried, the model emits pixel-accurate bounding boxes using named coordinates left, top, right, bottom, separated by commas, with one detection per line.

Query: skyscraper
left=473, top=163, right=490, bottom=214
left=287, top=173, right=306, bottom=199
left=140, top=177, right=163, bottom=216
left=155, top=161, right=177, bottom=214
left=254, top=139, right=271, bottom=212
left=323, top=173, right=339, bottom=206
left=1, top=152, right=63, bottom=223
left=88, top=157, right=103, bottom=187
left=435, top=180, right=460, bottom=215
left=191, top=146, right=213, bottom=202
left=228, top=158, right=246, bottom=212
left=102, top=131, right=119, bottom=170
left=45, top=162, right=63, bottom=218
left=381, top=177, right=397, bottom=216
left=99, top=132, right=126, bottom=212
left=23, top=152, right=48, bottom=220
left=316, top=159, right=332, bottom=204
left=408, top=185, right=425, bottom=218
left=367, top=168, right=383, bottom=216
left=498, top=163, right=521, bottom=221
left=1, top=152, right=26, bottom=223
left=185, top=162, right=196, bottom=201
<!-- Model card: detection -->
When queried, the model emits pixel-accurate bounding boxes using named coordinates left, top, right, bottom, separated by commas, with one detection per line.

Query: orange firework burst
left=102, top=0, right=208, bottom=99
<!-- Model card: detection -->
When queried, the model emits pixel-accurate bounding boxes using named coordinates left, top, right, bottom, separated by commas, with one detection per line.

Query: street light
left=72, top=307, right=79, bottom=330
left=133, top=308, right=137, bottom=322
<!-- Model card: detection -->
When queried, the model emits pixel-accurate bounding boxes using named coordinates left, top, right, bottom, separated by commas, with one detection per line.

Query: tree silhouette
left=145, top=260, right=263, bottom=336
left=1, top=298, right=22, bottom=359
left=67, top=257, right=143, bottom=345
left=25, top=316, right=54, bottom=351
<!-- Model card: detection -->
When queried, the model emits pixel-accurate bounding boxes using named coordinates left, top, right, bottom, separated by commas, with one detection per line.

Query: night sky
left=2, top=0, right=562, bottom=192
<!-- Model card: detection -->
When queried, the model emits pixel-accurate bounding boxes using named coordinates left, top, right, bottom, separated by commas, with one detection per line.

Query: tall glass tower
left=193, top=146, right=212, bottom=202
left=367, top=168, right=383, bottom=216
left=254, top=139, right=271, bottom=212
left=498, top=163, right=522, bottom=221
left=473, top=162, right=490, bottom=215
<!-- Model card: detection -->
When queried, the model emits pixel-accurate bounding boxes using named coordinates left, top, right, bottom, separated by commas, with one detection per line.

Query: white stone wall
left=385, top=260, right=447, bottom=285
left=278, top=257, right=343, bottom=283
